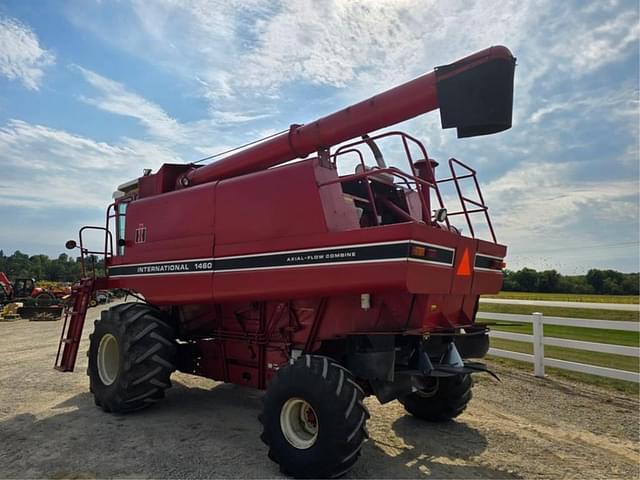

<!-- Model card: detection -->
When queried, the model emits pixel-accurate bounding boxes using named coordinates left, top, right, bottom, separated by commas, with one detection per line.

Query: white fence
left=476, top=311, right=640, bottom=383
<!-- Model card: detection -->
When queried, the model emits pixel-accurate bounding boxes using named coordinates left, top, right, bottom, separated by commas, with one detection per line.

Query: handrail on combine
left=330, top=131, right=447, bottom=228
left=78, top=226, right=113, bottom=278
left=319, top=167, right=443, bottom=227
left=438, top=158, right=497, bottom=242
left=328, top=132, right=498, bottom=241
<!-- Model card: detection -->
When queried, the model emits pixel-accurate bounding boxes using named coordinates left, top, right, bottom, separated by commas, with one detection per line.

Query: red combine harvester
left=57, top=46, right=515, bottom=477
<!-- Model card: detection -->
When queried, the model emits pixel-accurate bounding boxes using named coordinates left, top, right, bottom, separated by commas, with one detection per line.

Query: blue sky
left=0, top=0, right=638, bottom=274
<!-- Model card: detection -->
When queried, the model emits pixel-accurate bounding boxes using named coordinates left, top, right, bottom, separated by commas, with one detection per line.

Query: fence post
left=532, top=312, right=545, bottom=377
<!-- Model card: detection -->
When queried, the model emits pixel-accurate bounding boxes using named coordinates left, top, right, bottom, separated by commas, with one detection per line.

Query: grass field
left=487, top=356, right=639, bottom=395
left=482, top=321, right=639, bottom=347
left=489, top=338, right=638, bottom=372
left=479, top=297, right=639, bottom=393
left=483, top=291, right=639, bottom=304
left=478, top=302, right=639, bottom=322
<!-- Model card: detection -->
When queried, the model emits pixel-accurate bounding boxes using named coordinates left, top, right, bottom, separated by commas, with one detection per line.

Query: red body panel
left=106, top=157, right=505, bottom=342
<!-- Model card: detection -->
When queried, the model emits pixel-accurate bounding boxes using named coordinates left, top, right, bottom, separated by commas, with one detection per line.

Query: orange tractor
left=1, top=272, right=68, bottom=319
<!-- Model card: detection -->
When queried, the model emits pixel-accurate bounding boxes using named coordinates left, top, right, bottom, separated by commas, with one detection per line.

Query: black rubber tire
left=34, top=292, right=55, bottom=306
left=88, top=302, right=176, bottom=413
left=399, top=374, right=472, bottom=422
left=260, top=355, right=369, bottom=478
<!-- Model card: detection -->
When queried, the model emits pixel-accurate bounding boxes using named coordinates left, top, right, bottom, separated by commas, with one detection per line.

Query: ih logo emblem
left=135, top=224, right=147, bottom=244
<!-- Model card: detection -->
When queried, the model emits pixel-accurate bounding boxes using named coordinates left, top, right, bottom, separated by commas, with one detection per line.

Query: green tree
left=511, top=268, right=538, bottom=291
left=586, top=269, right=605, bottom=293
left=537, top=270, right=560, bottom=292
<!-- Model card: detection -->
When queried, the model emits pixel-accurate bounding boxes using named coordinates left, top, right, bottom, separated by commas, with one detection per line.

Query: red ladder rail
left=54, top=278, right=95, bottom=372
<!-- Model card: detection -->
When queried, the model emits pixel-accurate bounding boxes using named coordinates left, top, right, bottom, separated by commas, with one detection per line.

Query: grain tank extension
left=56, top=46, right=515, bottom=478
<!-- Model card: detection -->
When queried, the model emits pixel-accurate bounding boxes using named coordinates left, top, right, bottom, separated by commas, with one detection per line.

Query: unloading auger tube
left=178, top=45, right=515, bottom=187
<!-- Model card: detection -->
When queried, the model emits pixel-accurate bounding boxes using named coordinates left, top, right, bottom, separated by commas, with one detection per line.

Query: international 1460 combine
left=56, top=45, right=515, bottom=477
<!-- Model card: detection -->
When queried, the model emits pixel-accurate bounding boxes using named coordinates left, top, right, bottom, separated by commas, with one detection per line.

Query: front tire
left=400, top=374, right=472, bottom=422
left=88, top=302, right=176, bottom=413
left=260, top=355, right=369, bottom=478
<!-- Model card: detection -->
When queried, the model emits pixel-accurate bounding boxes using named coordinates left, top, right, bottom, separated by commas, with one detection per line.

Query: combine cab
left=56, top=46, right=515, bottom=477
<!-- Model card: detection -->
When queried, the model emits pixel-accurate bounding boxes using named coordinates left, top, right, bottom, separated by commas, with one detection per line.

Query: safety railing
left=477, top=311, right=640, bottom=383
left=78, top=226, right=113, bottom=278
left=330, top=131, right=448, bottom=227
left=437, top=158, right=497, bottom=242
left=329, top=131, right=497, bottom=241
left=319, top=166, right=438, bottom=227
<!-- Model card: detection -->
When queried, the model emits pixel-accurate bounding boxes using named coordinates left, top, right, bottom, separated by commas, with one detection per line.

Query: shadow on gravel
left=0, top=381, right=274, bottom=479
left=0, top=380, right=519, bottom=479
left=357, top=415, right=521, bottom=479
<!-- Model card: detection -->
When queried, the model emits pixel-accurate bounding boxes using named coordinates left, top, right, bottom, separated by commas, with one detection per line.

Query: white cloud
left=236, top=0, right=536, bottom=91
left=481, top=161, right=639, bottom=271
left=64, top=0, right=640, bottom=147
left=554, top=8, right=639, bottom=74
left=210, top=110, right=273, bottom=124
left=74, top=66, right=187, bottom=142
left=0, top=16, right=55, bottom=90
left=0, top=119, right=179, bottom=209
left=529, top=87, right=639, bottom=127
left=73, top=64, right=275, bottom=155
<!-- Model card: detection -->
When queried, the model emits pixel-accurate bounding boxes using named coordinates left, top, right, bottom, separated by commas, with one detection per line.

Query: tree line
left=0, top=250, right=103, bottom=283
left=0, top=250, right=638, bottom=295
left=503, top=268, right=639, bottom=295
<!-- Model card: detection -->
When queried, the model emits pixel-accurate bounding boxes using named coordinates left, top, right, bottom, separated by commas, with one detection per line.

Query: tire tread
left=88, top=302, right=176, bottom=413
left=259, top=355, right=368, bottom=478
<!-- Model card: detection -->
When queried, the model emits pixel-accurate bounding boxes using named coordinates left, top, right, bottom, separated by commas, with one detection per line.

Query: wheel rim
left=97, top=333, right=120, bottom=386
left=415, top=378, right=439, bottom=398
left=280, top=397, right=319, bottom=449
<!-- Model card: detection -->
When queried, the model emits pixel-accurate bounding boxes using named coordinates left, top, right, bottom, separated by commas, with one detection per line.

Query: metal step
left=54, top=278, right=95, bottom=372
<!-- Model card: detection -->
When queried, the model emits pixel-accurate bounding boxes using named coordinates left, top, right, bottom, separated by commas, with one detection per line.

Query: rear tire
left=88, top=302, right=176, bottom=413
left=260, top=355, right=369, bottom=478
left=399, top=374, right=472, bottom=422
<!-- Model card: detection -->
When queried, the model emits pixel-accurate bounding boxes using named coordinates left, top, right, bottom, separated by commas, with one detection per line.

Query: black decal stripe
left=215, top=243, right=409, bottom=271
left=474, top=254, right=503, bottom=270
left=107, top=241, right=457, bottom=277
left=408, top=243, right=454, bottom=266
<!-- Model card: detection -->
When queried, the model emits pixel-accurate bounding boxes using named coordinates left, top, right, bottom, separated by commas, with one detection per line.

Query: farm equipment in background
left=0, top=272, right=67, bottom=320
left=91, top=289, right=113, bottom=307
left=56, top=46, right=515, bottom=477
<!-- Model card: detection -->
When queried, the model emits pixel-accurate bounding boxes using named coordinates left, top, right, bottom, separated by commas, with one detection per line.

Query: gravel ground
left=0, top=302, right=638, bottom=479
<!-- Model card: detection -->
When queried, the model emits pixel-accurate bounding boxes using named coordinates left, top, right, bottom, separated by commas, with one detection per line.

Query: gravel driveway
left=1, top=302, right=638, bottom=479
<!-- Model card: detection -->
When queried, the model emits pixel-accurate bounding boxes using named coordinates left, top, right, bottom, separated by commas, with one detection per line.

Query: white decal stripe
left=474, top=253, right=503, bottom=261
left=109, top=270, right=212, bottom=278
left=407, top=258, right=454, bottom=267
left=474, top=266, right=503, bottom=273
left=110, top=257, right=214, bottom=268
left=411, top=240, right=456, bottom=254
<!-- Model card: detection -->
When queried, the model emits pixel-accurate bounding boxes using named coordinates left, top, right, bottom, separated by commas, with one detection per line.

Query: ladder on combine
left=55, top=278, right=95, bottom=372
